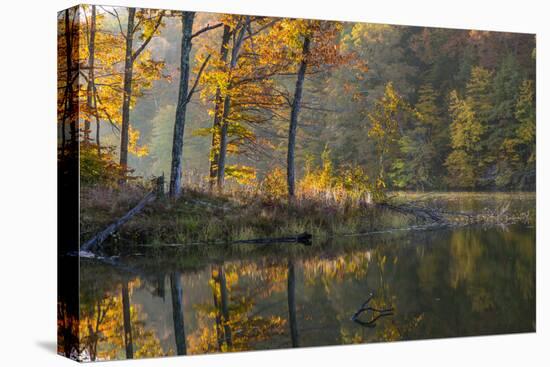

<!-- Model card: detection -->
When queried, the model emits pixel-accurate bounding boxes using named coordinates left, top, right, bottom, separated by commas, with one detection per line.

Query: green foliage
left=466, top=67, right=493, bottom=124
left=495, top=79, right=536, bottom=188
left=80, top=144, right=126, bottom=186
left=492, top=54, right=522, bottom=121
left=515, top=80, right=536, bottom=146
left=79, top=10, right=535, bottom=193
left=368, top=82, right=406, bottom=182
left=389, top=83, right=442, bottom=190
left=445, top=150, right=476, bottom=188
left=448, top=90, right=484, bottom=152
left=444, top=85, right=486, bottom=188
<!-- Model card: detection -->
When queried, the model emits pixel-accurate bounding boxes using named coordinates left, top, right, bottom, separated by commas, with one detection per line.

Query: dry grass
left=80, top=181, right=534, bottom=248
left=80, top=182, right=416, bottom=247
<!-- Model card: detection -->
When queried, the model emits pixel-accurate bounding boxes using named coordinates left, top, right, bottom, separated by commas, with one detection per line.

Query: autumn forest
left=58, top=4, right=536, bottom=362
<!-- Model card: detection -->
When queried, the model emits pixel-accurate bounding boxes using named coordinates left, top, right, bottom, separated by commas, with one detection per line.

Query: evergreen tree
left=496, top=79, right=536, bottom=188
left=491, top=54, right=523, bottom=187
left=390, top=83, right=440, bottom=190
left=445, top=90, right=484, bottom=188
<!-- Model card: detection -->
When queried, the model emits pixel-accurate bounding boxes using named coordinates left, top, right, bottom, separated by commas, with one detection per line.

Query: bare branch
left=101, top=6, right=126, bottom=39
left=242, top=19, right=279, bottom=42
left=186, top=54, right=212, bottom=103
left=191, top=22, right=224, bottom=39
left=131, top=11, right=165, bottom=60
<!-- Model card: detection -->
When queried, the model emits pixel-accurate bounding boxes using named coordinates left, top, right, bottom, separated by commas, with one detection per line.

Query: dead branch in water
left=133, top=232, right=313, bottom=249
left=234, top=232, right=312, bottom=245
left=376, top=202, right=450, bottom=223
left=351, top=292, right=394, bottom=328
left=375, top=200, right=523, bottom=225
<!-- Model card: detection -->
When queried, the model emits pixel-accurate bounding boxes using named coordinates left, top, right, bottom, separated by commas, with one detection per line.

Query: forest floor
left=80, top=185, right=535, bottom=249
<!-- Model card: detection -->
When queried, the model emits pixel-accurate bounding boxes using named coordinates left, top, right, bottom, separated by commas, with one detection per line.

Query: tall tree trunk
left=287, top=35, right=311, bottom=199
left=64, top=9, right=78, bottom=153
left=208, top=25, right=232, bottom=190
left=287, top=260, right=300, bottom=347
left=216, top=18, right=249, bottom=190
left=119, top=8, right=136, bottom=171
left=211, top=267, right=224, bottom=349
left=170, top=272, right=187, bottom=355
left=121, top=281, right=134, bottom=359
left=95, top=118, right=101, bottom=155
left=218, top=265, right=232, bottom=347
left=84, top=6, right=96, bottom=143
left=216, top=96, right=231, bottom=189
left=169, top=12, right=195, bottom=198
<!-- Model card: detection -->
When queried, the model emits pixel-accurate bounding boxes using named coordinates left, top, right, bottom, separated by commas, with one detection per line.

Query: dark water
left=78, top=224, right=535, bottom=361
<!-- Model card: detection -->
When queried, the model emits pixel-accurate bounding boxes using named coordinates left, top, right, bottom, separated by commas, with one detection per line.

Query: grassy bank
left=80, top=184, right=535, bottom=249
left=80, top=185, right=418, bottom=247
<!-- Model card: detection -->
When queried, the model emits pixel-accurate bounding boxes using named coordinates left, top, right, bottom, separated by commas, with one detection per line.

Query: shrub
left=259, top=166, right=288, bottom=203
left=80, top=143, right=127, bottom=187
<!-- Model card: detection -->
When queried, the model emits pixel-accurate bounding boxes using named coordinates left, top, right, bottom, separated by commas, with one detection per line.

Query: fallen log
left=377, top=202, right=449, bottom=223
left=80, top=176, right=164, bottom=253
left=376, top=201, right=511, bottom=226
left=134, top=232, right=314, bottom=248
left=81, top=191, right=156, bottom=252
left=233, top=232, right=312, bottom=246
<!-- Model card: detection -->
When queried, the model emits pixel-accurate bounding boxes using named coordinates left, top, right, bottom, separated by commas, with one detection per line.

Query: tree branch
left=242, top=19, right=279, bottom=42
left=186, top=54, right=212, bottom=104
left=101, top=6, right=126, bottom=39
left=191, top=22, right=224, bottom=39
left=131, top=12, right=165, bottom=61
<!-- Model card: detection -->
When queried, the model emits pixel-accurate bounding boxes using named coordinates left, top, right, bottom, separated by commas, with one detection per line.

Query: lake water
left=78, top=220, right=535, bottom=360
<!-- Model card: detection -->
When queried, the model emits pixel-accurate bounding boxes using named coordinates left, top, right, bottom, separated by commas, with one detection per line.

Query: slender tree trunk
left=287, top=35, right=311, bottom=199
left=218, top=265, right=232, bottom=347
left=121, top=281, right=134, bottom=359
left=170, top=272, right=187, bottom=355
left=95, top=118, right=101, bottom=155
left=287, top=260, right=300, bottom=347
left=64, top=9, right=78, bottom=152
left=208, top=25, right=231, bottom=190
left=216, top=95, right=231, bottom=189
left=84, top=6, right=96, bottom=143
left=216, top=19, right=249, bottom=190
left=211, top=268, right=224, bottom=349
left=88, top=300, right=102, bottom=361
left=91, top=5, right=100, bottom=156
left=169, top=12, right=195, bottom=198
left=92, top=79, right=101, bottom=156
left=119, top=8, right=136, bottom=171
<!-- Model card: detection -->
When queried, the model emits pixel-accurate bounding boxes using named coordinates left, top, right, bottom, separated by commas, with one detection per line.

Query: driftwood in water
left=81, top=176, right=164, bottom=253
left=377, top=202, right=447, bottom=223
left=233, top=232, right=312, bottom=246
left=351, top=293, right=394, bottom=328
left=377, top=201, right=479, bottom=223
left=377, top=201, right=503, bottom=227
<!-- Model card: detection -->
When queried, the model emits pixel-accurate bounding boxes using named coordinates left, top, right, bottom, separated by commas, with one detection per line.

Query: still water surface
left=79, top=221, right=535, bottom=360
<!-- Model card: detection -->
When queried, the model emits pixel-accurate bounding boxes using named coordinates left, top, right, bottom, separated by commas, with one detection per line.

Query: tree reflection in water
left=170, top=272, right=186, bottom=355
left=75, top=224, right=535, bottom=360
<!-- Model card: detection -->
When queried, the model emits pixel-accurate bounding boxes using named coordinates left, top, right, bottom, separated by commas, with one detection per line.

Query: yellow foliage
left=259, top=166, right=288, bottom=203
left=128, top=126, right=149, bottom=157
left=298, top=147, right=384, bottom=205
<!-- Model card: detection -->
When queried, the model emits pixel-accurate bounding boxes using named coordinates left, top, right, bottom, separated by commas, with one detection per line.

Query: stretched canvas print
left=58, top=3, right=536, bottom=362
